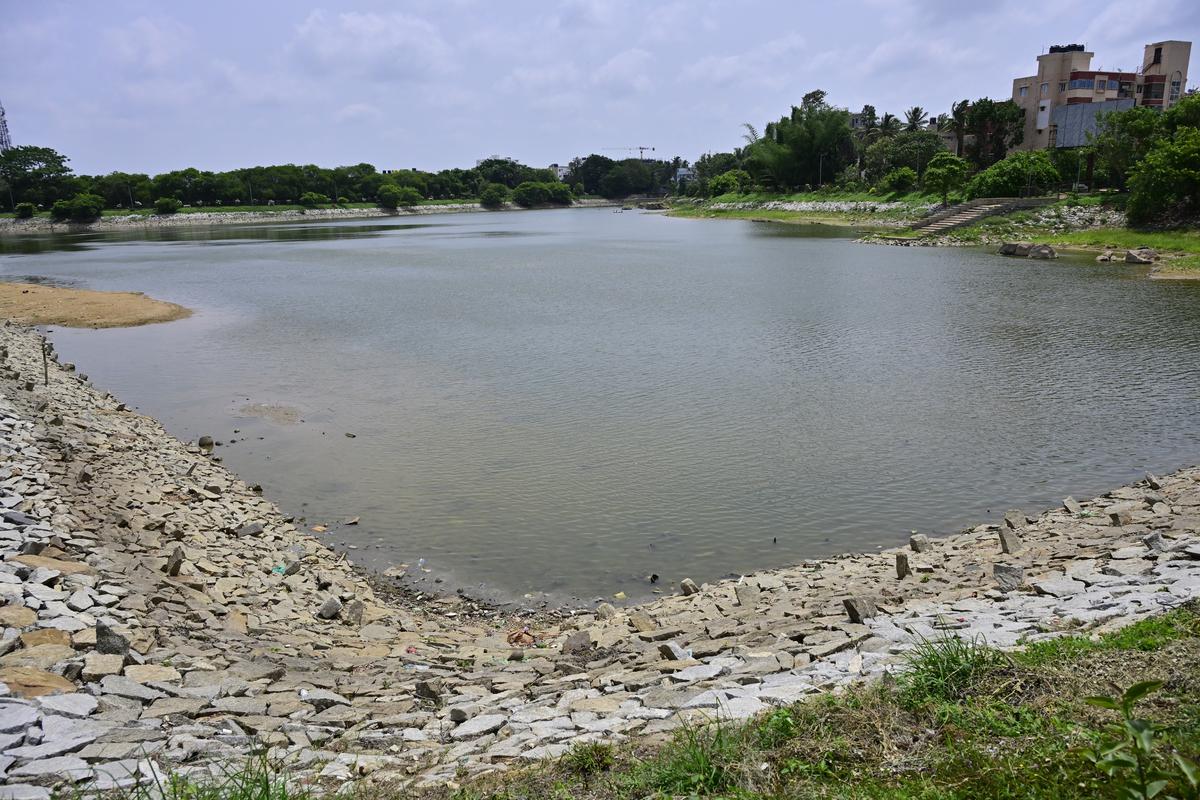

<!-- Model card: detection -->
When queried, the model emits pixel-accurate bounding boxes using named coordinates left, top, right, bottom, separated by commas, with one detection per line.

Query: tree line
left=0, top=148, right=690, bottom=219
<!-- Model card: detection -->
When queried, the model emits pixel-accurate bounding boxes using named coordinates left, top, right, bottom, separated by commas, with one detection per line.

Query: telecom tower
left=0, top=100, right=11, bottom=152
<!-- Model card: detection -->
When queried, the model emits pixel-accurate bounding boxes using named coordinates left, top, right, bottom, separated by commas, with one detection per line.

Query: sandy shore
left=0, top=282, right=191, bottom=328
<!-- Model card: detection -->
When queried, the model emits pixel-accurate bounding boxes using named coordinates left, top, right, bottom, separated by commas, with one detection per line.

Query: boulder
left=895, top=552, right=911, bottom=579
left=1027, top=244, right=1057, bottom=259
left=95, top=624, right=130, bottom=656
left=999, top=529, right=1023, bottom=555
left=316, top=596, right=342, bottom=620
left=999, top=242, right=1034, bottom=257
left=1125, top=249, right=1155, bottom=264
left=909, top=533, right=931, bottom=553
left=1063, top=496, right=1083, bottom=515
left=679, top=578, right=700, bottom=596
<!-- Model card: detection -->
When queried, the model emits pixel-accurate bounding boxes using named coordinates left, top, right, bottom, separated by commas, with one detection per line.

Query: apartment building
left=1011, top=40, right=1191, bottom=150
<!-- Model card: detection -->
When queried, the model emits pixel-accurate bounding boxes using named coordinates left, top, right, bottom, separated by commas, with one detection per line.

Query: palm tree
left=946, top=99, right=970, bottom=156
left=741, top=123, right=760, bottom=146
left=879, top=113, right=901, bottom=138
left=904, top=106, right=928, bottom=131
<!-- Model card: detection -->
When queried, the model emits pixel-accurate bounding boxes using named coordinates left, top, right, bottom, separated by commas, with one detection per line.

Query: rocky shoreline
left=0, top=200, right=619, bottom=236
left=0, top=322, right=1198, bottom=795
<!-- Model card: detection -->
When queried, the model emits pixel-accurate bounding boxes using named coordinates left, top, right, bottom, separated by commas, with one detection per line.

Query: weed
left=897, top=634, right=1009, bottom=706
left=631, top=721, right=744, bottom=795
left=561, top=741, right=615, bottom=780
left=1082, top=681, right=1200, bottom=799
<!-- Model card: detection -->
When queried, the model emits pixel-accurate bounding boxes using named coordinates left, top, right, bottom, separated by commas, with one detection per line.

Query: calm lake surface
left=2, top=208, right=1199, bottom=605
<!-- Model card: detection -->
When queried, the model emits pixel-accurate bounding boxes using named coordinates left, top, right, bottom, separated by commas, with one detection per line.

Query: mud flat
left=0, top=321, right=1197, bottom=795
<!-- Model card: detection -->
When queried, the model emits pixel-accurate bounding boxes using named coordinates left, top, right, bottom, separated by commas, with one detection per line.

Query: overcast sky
left=3, top=0, right=1197, bottom=175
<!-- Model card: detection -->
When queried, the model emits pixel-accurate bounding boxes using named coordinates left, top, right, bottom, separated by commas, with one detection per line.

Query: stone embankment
left=0, top=200, right=618, bottom=235
left=0, top=323, right=1198, bottom=796
left=707, top=199, right=933, bottom=223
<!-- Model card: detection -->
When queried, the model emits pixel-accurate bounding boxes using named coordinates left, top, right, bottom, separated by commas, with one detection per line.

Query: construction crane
left=0, top=99, right=12, bottom=152
left=602, top=146, right=656, bottom=160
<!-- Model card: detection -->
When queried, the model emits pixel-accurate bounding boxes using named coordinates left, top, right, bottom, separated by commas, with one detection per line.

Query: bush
left=14, top=202, right=34, bottom=219
left=376, top=184, right=422, bottom=209
left=49, top=193, right=105, bottom=222
left=153, top=197, right=182, bottom=215
left=511, top=181, right=572, bottom=208
left=965, top=150, right=1059, bottom=199
left=707, top=169, right=752, bottom=196
left=1127, top=128, right=1200, bottom=225
left=298, top=191, right=330, bottom=208
left=878, top=166, right=918, bottom=194
left=479, top=183, right=508, bottom=209
left=337, top=196, right=349, bottom=205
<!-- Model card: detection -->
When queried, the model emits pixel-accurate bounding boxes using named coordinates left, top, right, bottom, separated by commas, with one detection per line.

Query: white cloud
left=680, top=33, right=805, bottom=90
left=104, top=17, right=190, bottom=72
left=290, top=10, right=454, bottom=81
left=593, top=48, right=654, bottom=93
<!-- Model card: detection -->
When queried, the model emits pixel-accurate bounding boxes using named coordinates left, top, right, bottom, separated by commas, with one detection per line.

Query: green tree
left=1126, top=127, right=1200, bottom=224
left=0, top=145, right=74, bottom=207
left=14, top=202, right=34, bottom=218
left=964, top=98, right=1024, bottom=169
left=742, top=91, right=855, bottom=190
left=707, top=169, right=752, bottom=196
left=966, top=150, right=1059, bottom=198
left=479, top=183, right=508, bottom=209
left=922, top=152, right=969, bottom=204
left=1090, top=106, right=1165, bottom=189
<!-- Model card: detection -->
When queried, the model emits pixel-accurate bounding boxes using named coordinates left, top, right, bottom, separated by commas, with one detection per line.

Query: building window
left=1058, top=82, right=1067, bottom=92
left=1019, top=86, right=1028, bottom=97
left=1145, top=82, right=1164, bottom=100
left=1153, top=46, right=1162, bottom=65
left=1069, top=79, right=1095, bottom=90
left=1170, top=73, right=1183, bottom=101
left=1041, top=82, right=1049, bottom=96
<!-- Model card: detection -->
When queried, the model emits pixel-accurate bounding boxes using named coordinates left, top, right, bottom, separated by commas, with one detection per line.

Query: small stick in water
left=42, top=341, right=48, bottom=386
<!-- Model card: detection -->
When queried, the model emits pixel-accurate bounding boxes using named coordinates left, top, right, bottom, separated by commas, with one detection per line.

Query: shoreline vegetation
left=0, top=321, right=1197, bottom=797
left=0, top=281, right=192, bottom=327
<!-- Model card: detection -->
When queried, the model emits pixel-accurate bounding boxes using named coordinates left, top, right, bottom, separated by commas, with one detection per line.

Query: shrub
left=298, top=191, right=330, bottom=208
left=512, top=181, right=572, bottom=208
left=708, top=169, right=752, bottom=196
left=965, top=150, right=1059, bottom=199
left=376, top=184, right=422, bottom=209
left=14, top=202, right=34, bottom=219
left=479, top=183, right=508, bottom=209
left=154, top=197, right=182, bottom=215
left=878, top=166, right=918, bottom=194
left=49, top=193, right=105, bottom=222
left=337, top=196, right=349, bottom=205
left=1127, top=128, right=1200, bottom=225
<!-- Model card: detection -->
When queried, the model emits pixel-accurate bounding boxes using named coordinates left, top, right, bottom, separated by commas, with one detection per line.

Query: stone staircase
left=907, top=196, right=1056, bottom=237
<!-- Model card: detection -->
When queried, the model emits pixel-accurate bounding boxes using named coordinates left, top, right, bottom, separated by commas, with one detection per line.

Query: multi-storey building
left=1011, top=40, right=1191, bottom=150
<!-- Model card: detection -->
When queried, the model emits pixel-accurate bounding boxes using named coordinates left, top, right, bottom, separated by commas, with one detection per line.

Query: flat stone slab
left=1032, top=576, right=1087, bottom=597
left=452, top=714, right=507, bottom=740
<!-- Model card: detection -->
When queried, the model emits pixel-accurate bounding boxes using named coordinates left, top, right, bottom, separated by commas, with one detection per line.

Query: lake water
left=2, top=208, right=1199, bottom=606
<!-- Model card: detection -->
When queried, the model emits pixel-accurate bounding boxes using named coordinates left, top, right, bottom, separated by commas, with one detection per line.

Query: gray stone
left=451, top=714, right=506, bottom=740
left=562, top=630, right=595, bottom=655
left=843, top=596, right=878, bottom=624
left=999, top=529, right=1023, bottom=555
left=896, top=552, right=911, bottom=579
left=165, top=547, right=184, bottom=577
left=97, top=675, right=165, bottom=702
left=415, top=679, right=443, bottom=702
left=1125, top=249, right=1154, bottom=264
left=35, top=693, right=97, bottom=718
left=0, top=787, right=51, bottom=800
left=1027, top=244, right=1056, bottom=260
left=0, top=702, right=38, bottom=733
left=1032, top=575, right=1086, bottom=597
left=1063, top=496, right=1083, bottom=514
left=658, top=641, right=690, bottom=661
left=594, top=602, right=616, bottom=620
left=316, top=596, right=342, bottom=620
left=1003, top=510, right=1026, bottom=531
left=9, top=756, right=91, bottom=780
left=909, top=533, right=930, bottom=553
left=733, top=583, right=760, bottom=608
left=94, top=623, right=129, bottom=656
left=680, top=578, right=700, bottom=596
left=5, top=736, right=93, bottom=760
left=304, top=689, right=350, bottom=710
left=993, top=563, right=1025, bottom=593
left=236, top=522, right=264, bottom=537
left=1145, top=473, right=1163, bottom=490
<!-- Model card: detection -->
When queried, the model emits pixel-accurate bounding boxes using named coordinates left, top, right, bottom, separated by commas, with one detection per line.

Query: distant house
left=675, top=167, right=697, bottom=183
left=548, top=163, right=571, bottom=181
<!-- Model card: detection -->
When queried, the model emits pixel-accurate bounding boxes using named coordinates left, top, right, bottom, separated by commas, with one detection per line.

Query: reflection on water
left=3, top=208, right=1199, bottom=605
